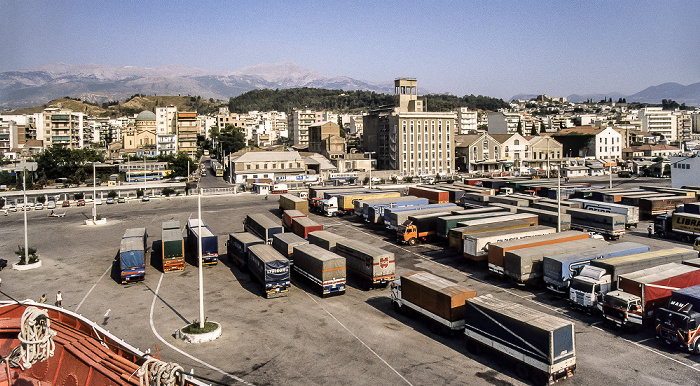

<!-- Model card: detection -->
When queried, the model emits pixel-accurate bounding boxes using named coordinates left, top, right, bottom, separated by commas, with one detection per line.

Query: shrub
left=162, top=187, right=175, bottom=197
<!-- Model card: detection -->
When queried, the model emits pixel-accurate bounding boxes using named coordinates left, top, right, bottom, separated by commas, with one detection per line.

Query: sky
left=1, top=0, right=698, bottom=100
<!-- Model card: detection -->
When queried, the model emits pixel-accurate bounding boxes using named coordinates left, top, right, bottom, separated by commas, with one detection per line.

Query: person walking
left=39, top=294, right=46, bottom=303
left=647, top=224, right=653, bottom=238
left=56, top=291, right=62, bottom=307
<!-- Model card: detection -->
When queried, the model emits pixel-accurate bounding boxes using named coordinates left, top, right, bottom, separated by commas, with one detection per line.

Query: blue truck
left=543, top=242, right=650, bottom=294
left=247, top=244, right=291, bottom=298
left=244, top=213, right=284, bottom=244
left=119, top=227, right=147, bottom=283
left=186, top=219, right=218, bottom=265
left=383, top=203, right=458, bottom=230
left=365, top=196, right=429, bottom=224
left=227, top=232, right=265, bottom=269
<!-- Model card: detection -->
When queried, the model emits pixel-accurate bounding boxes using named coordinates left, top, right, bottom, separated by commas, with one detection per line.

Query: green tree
left=170, top=152, right=196, bottom=178
left=517, top=120, right=523, bottom=135
left=219, top=124, right=247, bottom=154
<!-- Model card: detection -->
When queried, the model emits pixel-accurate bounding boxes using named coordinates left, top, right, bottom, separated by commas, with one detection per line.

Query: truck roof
left=467, top=294, right=573, bottom=331
left=246, top=213, right=282, bottom=229
left=229, top=232, right=263, bottom=245
left=248, top=244, right=288, bottom=264
left=294, top=244, right=345, bottom=262
left=120, top=237, right=144, bottom=252
left=544, top=242, right=649, bottom=263
left=595, top=247, right=694, bottom=266
left=162, top=220, right=180, bottom=231
left=187, top=218, right=207, bottom=228
left=123, top=228, right=146, bottom=239
left=273, top=232, right=307, bottom=245
left=491, top=230, right=587, bottom=249
left=620, top=262, right=699, bottom=284
left=162, top=229, right=182, bottom=243
left=401, top=271, right=476, bottom=296
left=308, top=230, right=346, bottom=242
left=283, top=209, right=306, bottom=218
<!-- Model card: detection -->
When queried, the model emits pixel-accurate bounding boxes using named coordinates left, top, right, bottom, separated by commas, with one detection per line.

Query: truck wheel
left=532, top=371, right=549, bottom=386
left=466, top=339, right=482, bottom=355
left=693, top=341, right=700, bottom=354
left=515, top=363, right=530, bottom=380
left=428, top=320, right=441, bottom=335
left=408, top=238, right=417, bottom=246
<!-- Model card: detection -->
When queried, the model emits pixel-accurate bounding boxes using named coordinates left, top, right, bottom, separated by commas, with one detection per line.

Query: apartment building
left=487, top=111, right=521, bottom=135
left=289, top=109, right=324, bottom=146
left=177, top=112, right=199, bottom=156
left=230, top=150, right=306, bottom=184
left=36, top=108, right=85, bottom=149
left=156, top=106, right=178, bottom=135
left=456, top=107, right=477, bottom=134
left=640, top=107, right=677, bottom=142
left=308, top=121, right=341, bottom=153
left=364, top=78, right=455, bottom=176
left=552, top=126, right=622, bottom=160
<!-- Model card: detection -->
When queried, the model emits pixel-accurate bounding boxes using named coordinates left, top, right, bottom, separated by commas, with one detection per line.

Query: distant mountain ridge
left=511, top=82, right=700, bottom=106
left=0, top=62, right=393, bottom=110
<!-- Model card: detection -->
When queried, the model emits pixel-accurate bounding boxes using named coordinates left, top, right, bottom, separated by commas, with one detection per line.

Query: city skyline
left=1, top=1, right=698, bottom=100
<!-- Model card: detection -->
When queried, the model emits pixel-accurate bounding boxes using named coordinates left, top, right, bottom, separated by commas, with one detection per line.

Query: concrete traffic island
left=178, top=321, right=222, bottom=343
left=84, top=218, right=108, bottom=226
left=12, top=259, right=42, bottom=271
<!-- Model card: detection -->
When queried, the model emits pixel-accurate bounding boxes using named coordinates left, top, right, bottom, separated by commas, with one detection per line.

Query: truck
left=567, top=198, right=639, bottom=228
left=292, top=244, right=346, bottom=296
left=326, top=191, right=401, bottom=216
left=463, top=226, right=556, bottom=261
left=567, top=207, right=626, bottom=240
left=247, top=244, right=291, bottom=298
left=428, top=185, right=466, bottom=203
left=464, top=294, right=576, bottom=385
left=568, top=247, right=697, bottom=312
left=488, top=231, right=591, bottom=277
left=639, top=195, right=697, bottom=220
left=543, top=242, right=650, bottom=295
left=161, top=221, right=185, bottom=272
left=308, top=230, right=347, bottom=252
left=279, top=194, right=309, bottom=214
left=119, top=230, right=146, bottom=283
left=435, top=211, right=513, bottom=239
left=504, top=238, right=609, bottom=285
left=270, top=183, right=288, bottom=194
left=365, top=196, right=429, bottom=224
left=490, top=203, right=572, bottom=230
left=186, top=219, right=218, bottom=265
left=244, top=213, right=284, bottom=244
left=487, top=195, right=530, bottom=207
left=272, top=232, right=308, bottom=261
left=397, top=211, right=455, bottom=245
left=291, top=216, right=323, bottom=239
left=408, top=186, right=449, bottom=204
left=459, top=192, right=490, bottom=208
left=390, top=271, right=477, bottom=334
left=335, top=239, right=395, bottom=289
left=655, top=284, right=700, bottom=353
left=386, top=204, right=461, bottom=231
left=227, top=232, right=265, bottom=269
left=282, top=209, right=306, bottom=230
left=603, top=263, right=700, bottom=329
left=448, top=219, right=536, bottom=251
left=352, top=192, right=404, bottom=216
left=654, top=211, right=700, bottom=243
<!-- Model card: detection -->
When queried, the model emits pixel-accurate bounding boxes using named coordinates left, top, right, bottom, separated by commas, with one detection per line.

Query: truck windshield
left=605, top=296, right=629, bottom=310
left=569, top=279, right=593, bottom=293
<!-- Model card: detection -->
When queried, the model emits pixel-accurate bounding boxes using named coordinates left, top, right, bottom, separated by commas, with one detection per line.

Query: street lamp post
left=197, top=189, right=205, bottom=329
left=366, top=152, right=375, bottom=189
left=22, top=167, right=29, bottom=262
left=92, top=162, right=97, bottom=222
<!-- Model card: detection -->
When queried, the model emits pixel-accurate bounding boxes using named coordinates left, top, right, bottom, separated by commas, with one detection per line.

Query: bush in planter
left=15, top=247, right=39, bottom=265
left=162, top=187, right=175, bottom=197
left=74, top=192, right=84, bottom=200
left=107, top=190, right=117, bottom=199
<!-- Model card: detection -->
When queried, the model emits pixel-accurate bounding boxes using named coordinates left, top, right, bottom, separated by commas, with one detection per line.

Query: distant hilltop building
left=363, top=78, right=455, bottom=176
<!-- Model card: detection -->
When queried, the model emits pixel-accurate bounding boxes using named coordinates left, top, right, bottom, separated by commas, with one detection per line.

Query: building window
left=514, top=139, right=520, bottom=145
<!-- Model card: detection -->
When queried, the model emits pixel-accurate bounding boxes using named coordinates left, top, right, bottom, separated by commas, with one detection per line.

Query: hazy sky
left=1, top=0, right=698, bottom=99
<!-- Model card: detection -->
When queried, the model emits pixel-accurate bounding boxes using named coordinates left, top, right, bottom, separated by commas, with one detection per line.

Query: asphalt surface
left=1, top=176, right=699, bottom=386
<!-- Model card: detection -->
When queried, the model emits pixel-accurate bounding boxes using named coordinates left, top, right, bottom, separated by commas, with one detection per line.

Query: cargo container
left=679, top=202, right=700, bottom=214
left=464, top=294, right=576, bottom=384
left=272, top=233, right=308, bottom=261
left=161, top=227, right=185, bottom=272
left=590, top=188, right=641, bottom=202
left=531, top=202, right=568, bottom=213
left=387, top=204, right=461, bottom=231
left=282, top=209, right=307, bottom=230
left=567, top=208, right=625, bottom=240
left=463, top=226, right=556, bottom=261
left=365, top=197, right=429, bottom=224
left=308, top=185, right=365, bottom=200
left=601, top=190, right=646, bottom=203
left=119, top=234, right=146, bottom=283
left=429, top=185, right=467, bottom=203
left=538, top=198, right=581, bottom=208
left=488, top=231, right=590, bottom=277
left=353, top=193, right=407, bottom=216
left=247, top=244, right=291, bottom=298
left=459, top=192, right=490, bottom=208
left=543, top=242, right=650, bottom=294
left=448, top=219, right=535, bottom=251
left=292, top=244, right=346, bottom=296
left=162, top=220, right=180, bottom=230
left=227, top=232, right=264, bottom=269
left=244, top=213, right=284, bottom=244
left=567, top=198, right=639, bottom=228
left=291, top=216, right=323, bottom=239
left=123, top=227, right=147, bottom=249
left=619, top=192, right=666, bottom=207
left=603, top=263, right=700, bottom=329
left=655, top=284, right=700, bottom=353
left=335, top=239, right=395, bottom=289
left=278, top=193, right=309, bottom=214
left=569, top=247, right=697, bottom=312
left=490, top=203, right=572, bottom=230
left=639, top=195, right=697, bottom=220
left=333, top=191, right=401, bottom=216
left=682, top=258, right=700, bottom=268
left=504, top=238, right=609, bottom=285
left=638, top=185, right=697, bottom=197
left=654, top=212, right=700, bottom=243
left=308, top=230, right=347, bottom=252
left=435, top=211, right=512, bottom=239
left=391, top=271, right=477, bottom=334
left=455, top=213, right=539, bottom=239
left=408, top=186, right=450, bottom=204
left=186, top=219, right=218, bottom=265
left=488, top=195, right=530, bottom=207
left=397, top=211, right=455, bottom=245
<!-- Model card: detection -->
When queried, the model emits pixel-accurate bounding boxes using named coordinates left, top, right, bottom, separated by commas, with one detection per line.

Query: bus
left=328, top=172, right=358, bottom=182
left=211, top=160, right=224, bottom=177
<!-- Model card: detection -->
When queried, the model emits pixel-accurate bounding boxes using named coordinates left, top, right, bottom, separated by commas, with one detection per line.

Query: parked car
left=117, top=197, right=125, bottom=203
left=77, top=199, right=86, bottom=206
left=106, top=197, right=115, bottom=204
left=62, top=201, right=70, bottom=207
left=142, top=195, right=150, bottom=202
left=34, top=202, right=44, bottom=210
left=46, top=201, right=56, bottom=210
left=94, top=198, right=102, bottom=205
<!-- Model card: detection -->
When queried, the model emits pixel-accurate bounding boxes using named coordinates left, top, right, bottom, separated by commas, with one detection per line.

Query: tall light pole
left=197, top=189, right=205, bottom=329
left=22, top=167, right=29, bottom=261
left=609, top=159, right=613, bottom=189
left=557, top=161, right=562, bottom=232
left=366, top=152, right=375, bottom=189
left=92, top=162, right=97, bottom=222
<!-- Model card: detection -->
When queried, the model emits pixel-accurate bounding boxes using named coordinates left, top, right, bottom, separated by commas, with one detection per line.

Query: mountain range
left=0, top=62, right=698, bottom=110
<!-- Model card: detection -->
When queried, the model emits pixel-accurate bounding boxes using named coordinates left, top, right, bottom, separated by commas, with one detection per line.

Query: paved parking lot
left=1, top=191, right=699, bottom=385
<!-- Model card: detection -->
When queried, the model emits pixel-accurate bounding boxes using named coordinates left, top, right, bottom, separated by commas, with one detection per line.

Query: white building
left=670, top=155, right=700, bottom=188
left=155, top=106, right=178, bottom=135
left=289, top=109, right=324, bottom=146
left=487, top=111, right=521, bottom=135
left=640, top=107, right=677, bottom=142
left=456, top=107, right=478, bottom=134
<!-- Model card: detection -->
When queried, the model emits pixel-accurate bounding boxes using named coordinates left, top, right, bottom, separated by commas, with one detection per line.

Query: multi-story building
left=308, top=121, right=341, bottom=153
left=156, top=106, right=178, bottom=135
left=640, top=107, right=677, bottom=142
left=36, top=108, right=85, bottom=149
left=552, top=126, right=622, bottom=160
left=456, top=107, right=478, bottom=134
left=177, top=112, right=199, bottom=157
left=487, top=111, right=521, bottom=135
left=230, top=150, right=306, bottom=184
left=363, top=78, right=455, bottom=176
left=675, top=111, right=692, bottom=145
left=289, top=109, right=324, bottom=146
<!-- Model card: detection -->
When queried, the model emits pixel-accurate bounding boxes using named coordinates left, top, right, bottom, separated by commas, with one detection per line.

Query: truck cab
left=569, top=265, right=611, bottom=312
left=322, top=197, right=338, bottom=217
left=654, top=214, right=672, bottom=238
left=397, top=220, right=419, bottom=245
left=602, top=291, right=643, bottom=328
left=656, top=307, right=700, bottom=353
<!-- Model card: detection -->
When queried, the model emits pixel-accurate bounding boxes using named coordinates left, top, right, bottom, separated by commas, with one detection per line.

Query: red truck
left=408, top=186, right=449, bottom=204
left=292, top=216, right=323, bottom=239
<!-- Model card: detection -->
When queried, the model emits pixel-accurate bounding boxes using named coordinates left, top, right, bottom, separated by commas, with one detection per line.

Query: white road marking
left=149, top=274, right=253, bottom=385
left=74, top=264, right=111, bottom=312
left=304, top=291, right=413, bottom=386
left=104, top=309, right=111, bottom=317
